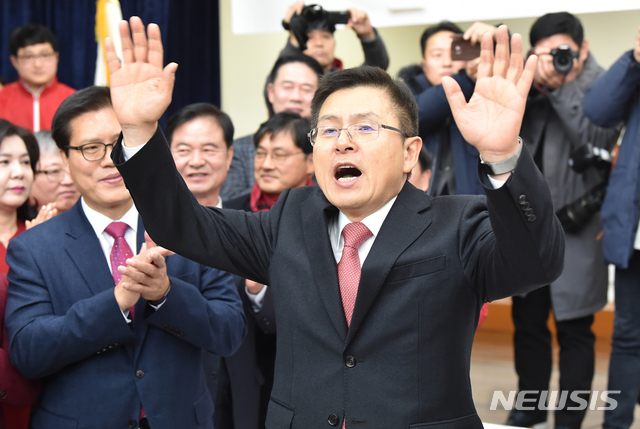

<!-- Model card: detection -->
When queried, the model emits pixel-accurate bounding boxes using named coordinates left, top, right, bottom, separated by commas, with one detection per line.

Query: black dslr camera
left=284, top=4, right=351, bottom=51
left=550, top=45, right=579, bottom=74
left=556, top=143, right=613, bottom=233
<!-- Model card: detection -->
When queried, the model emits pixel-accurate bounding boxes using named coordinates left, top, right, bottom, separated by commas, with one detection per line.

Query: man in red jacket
left=0, top=24, right=75, bottom=132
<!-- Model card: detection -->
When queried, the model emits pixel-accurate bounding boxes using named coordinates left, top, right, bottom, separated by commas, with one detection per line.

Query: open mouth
left=335, top=165, right=362, bottom=182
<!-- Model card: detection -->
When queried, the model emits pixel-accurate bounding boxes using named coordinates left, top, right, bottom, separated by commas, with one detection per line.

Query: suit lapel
left=301, top=189, right=348, bottom=341
left=64, top=203, right=114, bottom=297
left=346, top=183, right=433, bottom=345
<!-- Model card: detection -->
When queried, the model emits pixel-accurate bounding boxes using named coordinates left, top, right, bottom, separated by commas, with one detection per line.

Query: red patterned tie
left=105, top=222, right=145, bottom=420
left=338, top=221, right=372, bottom=429
left=338, top=222, right=372, bottom=327
left=105, top=222, right=134, bottom=316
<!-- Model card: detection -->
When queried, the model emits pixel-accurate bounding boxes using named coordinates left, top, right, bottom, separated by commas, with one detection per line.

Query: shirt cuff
left=121, top=137, right=145, bottom=161
left=246, top=285, right=268, bottom=313
left=487, top=175, right=507, bottom=189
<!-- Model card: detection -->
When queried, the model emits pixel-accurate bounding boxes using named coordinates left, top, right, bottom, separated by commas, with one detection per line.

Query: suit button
left=135, top=369, right=145, bottom=378
left=518, top=195, right=527, bottom=205
left=328, top=414, right=339, bottom=426
left=210, top=371, right=218, bottom=379
left=528, top=214, right=537, bottom=222
left=0, top=391, right=7, bottom=399
left=345, top=356, right=356, bottom=368
left=520, top=201, right=530, bottom=210
left=524, top=208, right=534, bottom=217
left=127, top=419, right=137, bottom=428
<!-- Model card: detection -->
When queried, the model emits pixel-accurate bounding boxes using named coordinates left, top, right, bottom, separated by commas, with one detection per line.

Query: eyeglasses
left=308, top=121, right=410, bottom=147
left=36, top=167, right=65, bottom=183
left=255, top=150, right=304, bottom=164
left=17, top=52, right=57, bottom=63
left=68, top=141, right=116, bottom=162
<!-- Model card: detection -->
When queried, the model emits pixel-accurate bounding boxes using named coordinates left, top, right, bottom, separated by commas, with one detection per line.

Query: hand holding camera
left=284, top=3, right=373, bottom=50
left=533, top=48, right=580, bottom=90
left=345, top=8, right=375, bottom=41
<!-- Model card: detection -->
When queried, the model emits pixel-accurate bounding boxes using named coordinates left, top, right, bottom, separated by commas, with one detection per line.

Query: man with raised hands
left=109, top=17, right=564, bottom=429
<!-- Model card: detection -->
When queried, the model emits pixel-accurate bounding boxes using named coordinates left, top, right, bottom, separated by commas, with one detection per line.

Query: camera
left=556, top=182, right=607, bottom=233
left=284, top=5, right=350, bottom=51
left=300, top=5, right=350, bottom=28
left=550, top=45, right=579, bottom=74
left=556, top=144, right=613, bottom=233
left=568, top=143, right=612, bottom=173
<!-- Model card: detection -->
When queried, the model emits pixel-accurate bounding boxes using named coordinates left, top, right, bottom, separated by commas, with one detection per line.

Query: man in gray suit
left=107, top=18, right=564, bottom=429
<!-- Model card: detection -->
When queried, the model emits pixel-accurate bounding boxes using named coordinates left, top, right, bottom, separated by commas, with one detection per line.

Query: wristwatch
left=479, top=137, right=523, bottom=175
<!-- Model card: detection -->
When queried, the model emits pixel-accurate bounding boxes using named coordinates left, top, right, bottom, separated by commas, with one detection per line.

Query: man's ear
left=579, top=39, right=589, bottom=63
left=305, top=153, right=314, bottom=176
left=225, top=145, right=234, bottom=170
left=59, top=149, right=71, bottom=173
left=403, top=136, right=422, bottom=175
left=9, top=55, right=18, bottom=70
left=267, top=82, right=275, bottom=104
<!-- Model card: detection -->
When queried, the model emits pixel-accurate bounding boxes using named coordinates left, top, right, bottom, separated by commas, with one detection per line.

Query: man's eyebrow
left=318, top=114, right=339, bottom=123
left=318, top=112, right=382, bottom=123
left=351, top=112, right=382, bottom=121
left=78, top=133, right=121, bottom=144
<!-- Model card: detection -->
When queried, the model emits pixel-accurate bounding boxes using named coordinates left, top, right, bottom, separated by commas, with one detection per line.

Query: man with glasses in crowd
left=110, top=18, right=564, bottom=428
left=5, top=86, right=246, bottom=429
left=0, top=24, right=75, bottom=132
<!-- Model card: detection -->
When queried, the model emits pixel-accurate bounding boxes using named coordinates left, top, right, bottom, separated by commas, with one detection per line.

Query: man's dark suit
left=114, top=128, right=564, bottom=429
left=4, top=201, right=246, bottom=429
left=214, top=192, right=278, bottom=429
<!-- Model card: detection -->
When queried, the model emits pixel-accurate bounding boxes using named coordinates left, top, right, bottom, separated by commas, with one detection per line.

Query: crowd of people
left=0, top=4, right=639, bottom=429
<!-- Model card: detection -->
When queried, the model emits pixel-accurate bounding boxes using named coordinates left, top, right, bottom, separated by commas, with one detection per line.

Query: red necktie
left=105, top=222, right=134, bottom=317
left=337, top=222, right=372, bottom=327
left=105, top=222, right=146, bottom=420
left=338, top=222, right=372, bottom=429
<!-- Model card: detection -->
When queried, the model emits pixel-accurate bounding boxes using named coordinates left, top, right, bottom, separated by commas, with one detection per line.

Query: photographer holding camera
left=507, top=12, right=620, bottom=429
left=584, top=26, right=640, bottom=429
left=280, top=1, right=389, bottom=73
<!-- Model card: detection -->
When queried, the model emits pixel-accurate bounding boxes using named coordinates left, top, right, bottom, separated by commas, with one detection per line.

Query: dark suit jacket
left=113, top=128, right=565, bottom=429
left=4, top=202, right=246, bottom=429
left=214, top=193, right=277, bottom=429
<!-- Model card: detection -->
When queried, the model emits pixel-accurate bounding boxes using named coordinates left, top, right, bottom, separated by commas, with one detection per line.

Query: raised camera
left=550, top=45, right=579, bottom=74
left=301, top=4, right=350, bottom=27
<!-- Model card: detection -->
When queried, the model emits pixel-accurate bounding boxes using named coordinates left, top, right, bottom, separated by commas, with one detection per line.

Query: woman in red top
left=0, top=119, right=41, bottom=429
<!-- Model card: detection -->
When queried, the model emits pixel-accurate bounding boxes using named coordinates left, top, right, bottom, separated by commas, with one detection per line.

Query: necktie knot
left=342, top=222, right=372, bottom=250
left=105, top=221, right=129, bottom=239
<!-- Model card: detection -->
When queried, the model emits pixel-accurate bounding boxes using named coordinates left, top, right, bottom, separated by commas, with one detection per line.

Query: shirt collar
left=337, top=196, right=397, bottom=241
left=81, top=197, right=139, bottom=238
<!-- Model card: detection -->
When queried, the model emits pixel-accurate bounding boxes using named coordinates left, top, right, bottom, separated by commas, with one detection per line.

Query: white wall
left=220, top=0, right=640, bottom=136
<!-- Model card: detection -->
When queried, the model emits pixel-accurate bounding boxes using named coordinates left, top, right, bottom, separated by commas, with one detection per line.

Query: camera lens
left=551, top=45, right=576, bottom=75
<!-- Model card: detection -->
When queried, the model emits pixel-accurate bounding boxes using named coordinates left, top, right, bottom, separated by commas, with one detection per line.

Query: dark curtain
left=0, top=0, right=220, bottom=124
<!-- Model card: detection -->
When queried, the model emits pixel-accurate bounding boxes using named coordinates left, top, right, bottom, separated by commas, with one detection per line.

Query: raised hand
left=463, top=21, right=498, bottom=46
left=25, top=203, right=57, bottom=229
left=346, top=9, right=376, bottom=41
left=105, top=16, right=178, bottom=147
left=442, top=25, right=537, bottom=164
